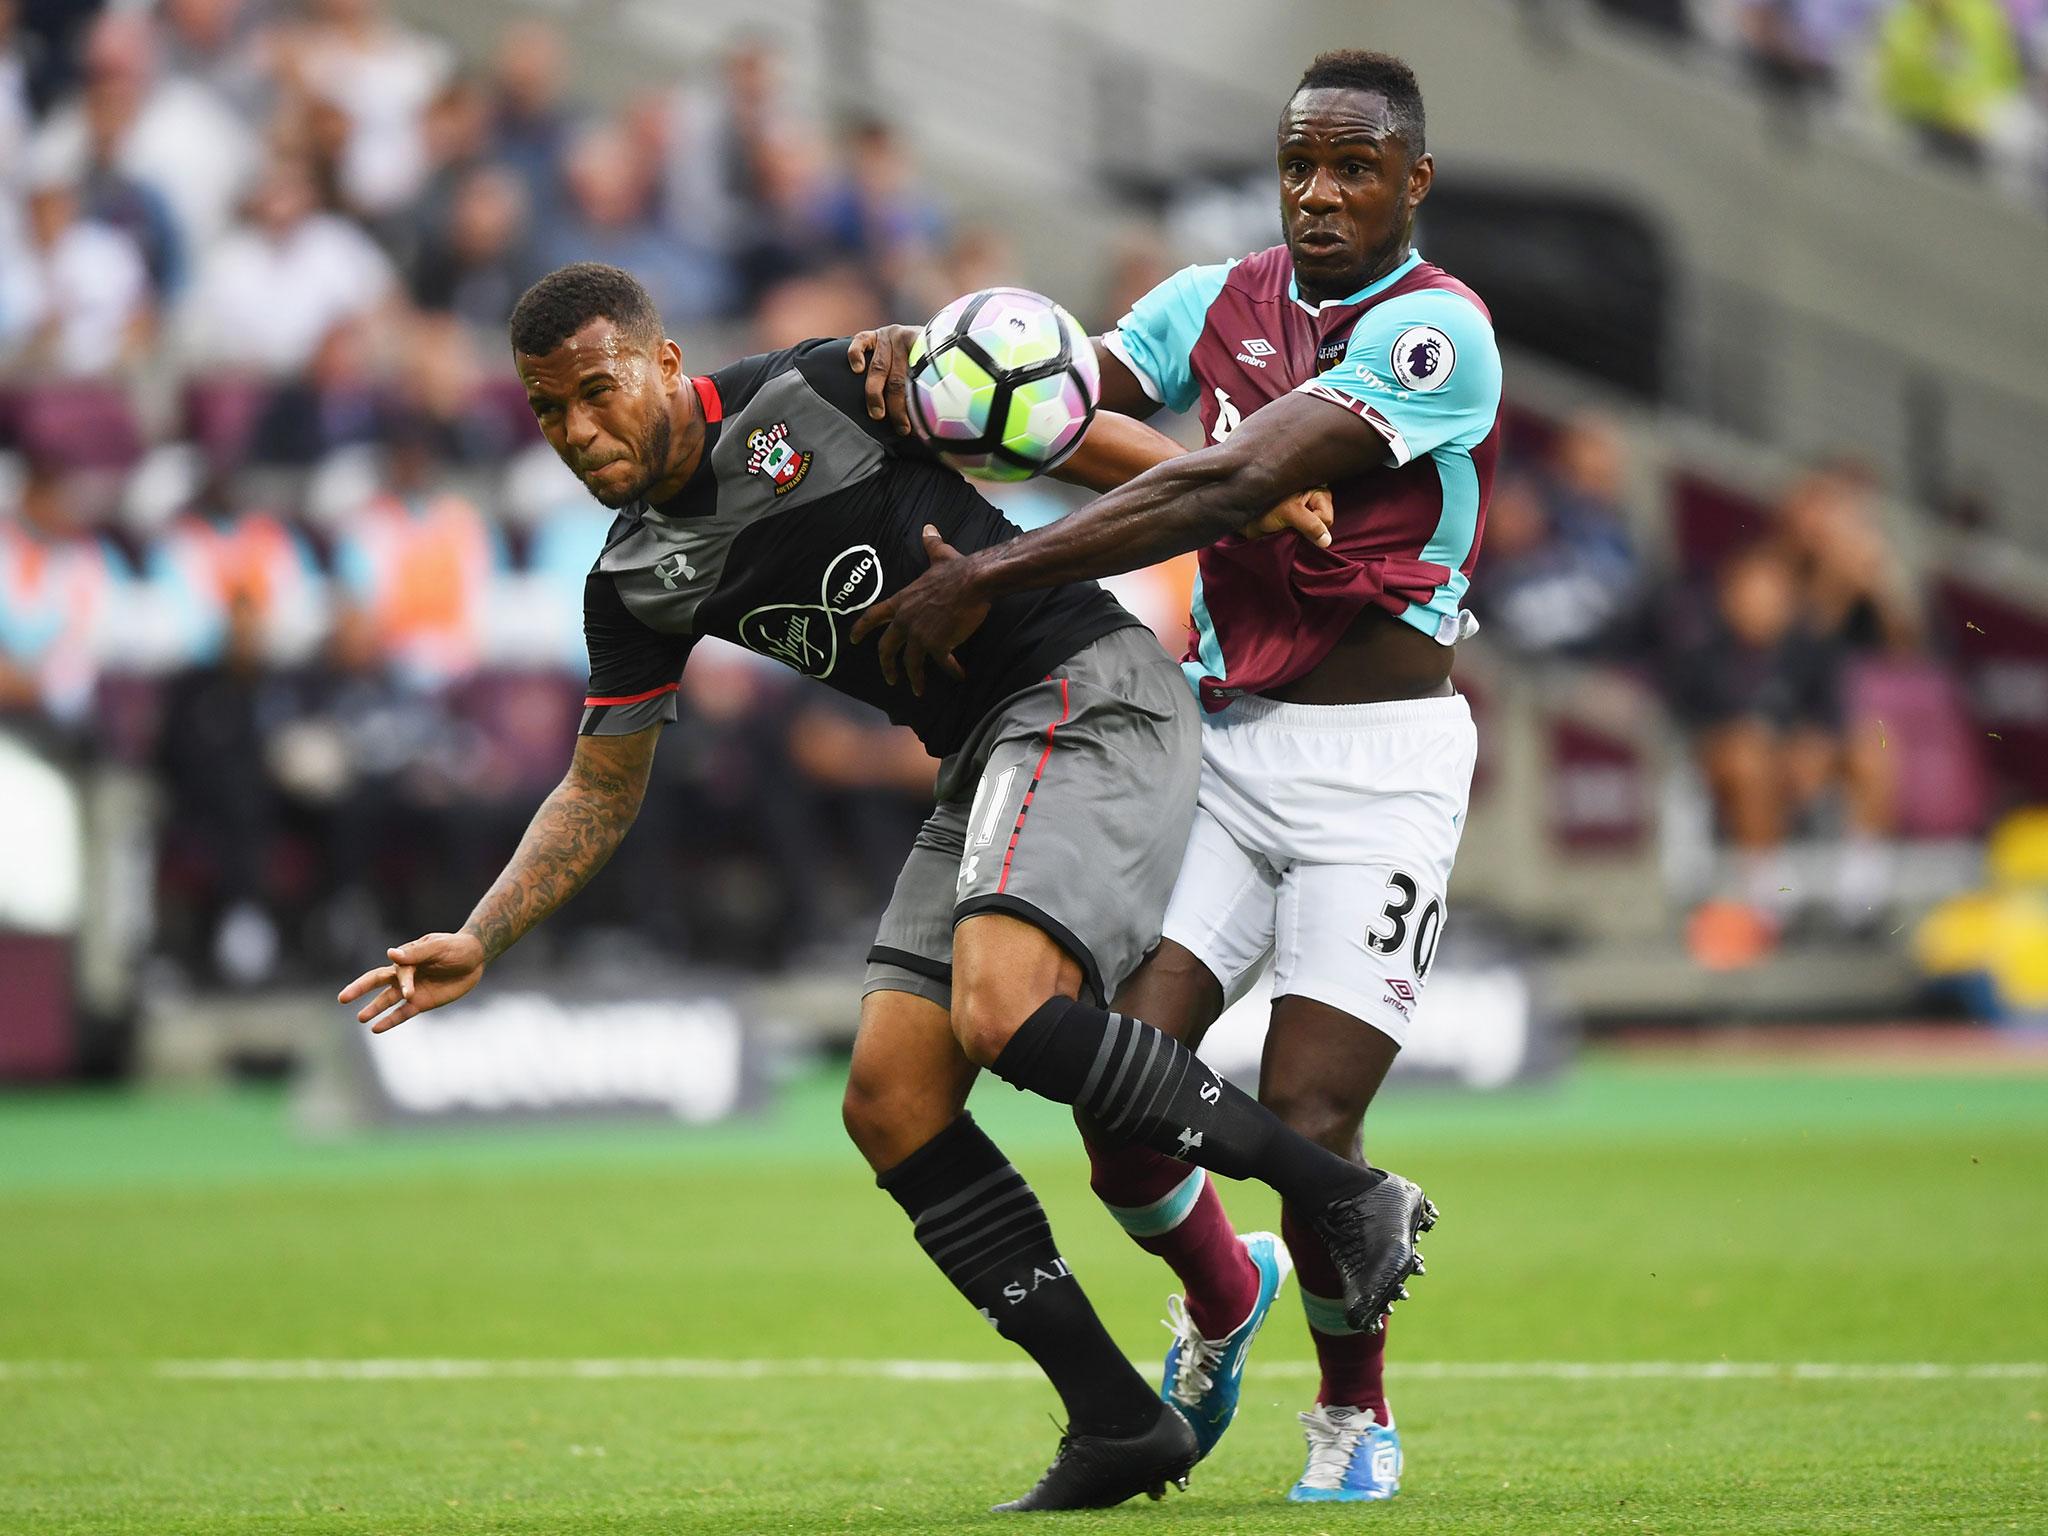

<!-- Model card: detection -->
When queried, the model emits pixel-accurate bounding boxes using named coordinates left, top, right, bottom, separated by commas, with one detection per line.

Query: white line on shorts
left=2, top=1358, right=2041, bottom=1383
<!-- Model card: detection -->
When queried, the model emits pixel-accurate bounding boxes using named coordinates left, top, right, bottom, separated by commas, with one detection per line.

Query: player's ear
left=656, top=336, right=684, bottom=394
left=1405, top=151, right=1434, bottom=211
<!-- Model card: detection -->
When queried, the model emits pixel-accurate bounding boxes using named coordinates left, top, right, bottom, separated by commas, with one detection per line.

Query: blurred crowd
left=0, top=0, right=2020, bottom=992
left=1471, top=411, right=2002, bottom=965
left=1589, top=0, right=2048, bottom=202
left=0, top=0, right=1045, bottom=987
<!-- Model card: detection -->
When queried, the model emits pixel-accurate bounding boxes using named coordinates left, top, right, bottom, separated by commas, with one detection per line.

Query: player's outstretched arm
left=1048, top=410, right=1187, bottom=492
left=1053, top=411, right=1335, bottom=538
left=337, top=725, right=661, bottom=1032
left=851, top=393, right=1373, bottom=690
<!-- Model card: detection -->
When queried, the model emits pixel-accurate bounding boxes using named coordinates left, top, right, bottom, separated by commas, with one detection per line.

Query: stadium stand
left=4, top=0, right=2046, bottom=1072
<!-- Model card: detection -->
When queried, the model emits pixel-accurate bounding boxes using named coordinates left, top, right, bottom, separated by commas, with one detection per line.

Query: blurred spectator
left=263, top=600, right=480, bottom=957
left=0, top=1, right=32, bottom=206
left=487, top=17, right=573, bottom=225
left=27, top=9, right=257, bottom=260
left=159, top=0, right=277, bottom=124
left=1666, top=543, right=1894, bottom=931
left=153, top=588, right=292, bottom=987
left=1730, top=0, right=1889, bottom=93
left=74, top=70, right=186, bottom=298
left=0, top=467, right=116, bottom=726
left=0, top=174, right=154, bottom=376
left=1098, top=226, right=1177, bottom=332
left=662, top=32, right=798, bottom=256
left=388, top=312, right=522, bottom=464
left=396, top=73, right=494, bottom=269
left=817, top=118, right=947, bottom=304
left=182, top=153, right=396, bottom=376
left=281, top=0, right=452, bottom=217
left=1772, top=463, right=1922, bottom=652
left=786, top=694, right=937, bottom=921
left=721, top=124, right=837, bottom=310
left=408, top=163, right=535, bottom=331
left=1876, top=0, right=2026, bottom=166
left=250, top=317, right=389, bottom=465
left=1591, top=0, right=1694, bottom=36
left=753, top=268, right=889, bottom=353
left=543, top=119, right=733, bottom=323
left=149, top=482, right=327, bottom=666
left=331, top=434, right=501, bottom=690
left=1471, top=413, right=1644, bottom=657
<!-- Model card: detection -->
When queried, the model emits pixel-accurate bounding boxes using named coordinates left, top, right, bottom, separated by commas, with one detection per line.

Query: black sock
left=878, top=1113, right=1160, bottom=1438
left=992, top=996, right=1380, bottom=1211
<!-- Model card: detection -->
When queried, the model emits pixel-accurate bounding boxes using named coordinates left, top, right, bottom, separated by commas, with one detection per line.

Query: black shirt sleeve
left=579, top=571, right=693, bottom=736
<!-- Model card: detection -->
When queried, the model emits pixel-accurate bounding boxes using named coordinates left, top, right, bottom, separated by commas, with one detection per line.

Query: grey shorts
left=865, top=623, right=1200, bottom=1007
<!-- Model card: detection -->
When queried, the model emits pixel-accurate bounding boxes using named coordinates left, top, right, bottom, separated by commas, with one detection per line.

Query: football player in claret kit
left=339, top=260, right=1437, bottom=1510
left=853, top=49, right=1496, bottom=1501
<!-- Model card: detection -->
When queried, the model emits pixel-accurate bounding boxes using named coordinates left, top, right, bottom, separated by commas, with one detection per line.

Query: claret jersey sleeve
left=1295, top=290, right=1502, bottom=468
left=579, top=570, right=693, bottom=735
left=1102, top=262, right=1235, bottom=414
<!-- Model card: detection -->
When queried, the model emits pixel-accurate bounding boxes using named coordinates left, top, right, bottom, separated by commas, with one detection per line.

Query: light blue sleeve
left=1104, top=262, right=1234, bottom=415
left=1296, top=291, right=1501, bottom=466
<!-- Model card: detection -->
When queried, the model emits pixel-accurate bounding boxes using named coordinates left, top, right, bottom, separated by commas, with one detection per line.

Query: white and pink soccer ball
left=907, top=287, right=1100, bottom=482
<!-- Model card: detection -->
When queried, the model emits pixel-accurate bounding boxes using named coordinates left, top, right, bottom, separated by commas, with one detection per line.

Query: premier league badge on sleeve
left=1390, top=325, right=1455, bottom=392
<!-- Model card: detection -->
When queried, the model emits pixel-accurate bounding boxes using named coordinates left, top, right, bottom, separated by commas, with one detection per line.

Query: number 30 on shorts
left=1365, top=872, right=1444, bottom=978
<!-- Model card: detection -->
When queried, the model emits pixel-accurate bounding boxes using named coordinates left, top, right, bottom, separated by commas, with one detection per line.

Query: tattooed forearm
left=459, top=730, right=658, bottom=963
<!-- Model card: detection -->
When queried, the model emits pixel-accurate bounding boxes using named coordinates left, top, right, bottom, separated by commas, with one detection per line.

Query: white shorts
left=1159, top=693, right=1477, bottom=1047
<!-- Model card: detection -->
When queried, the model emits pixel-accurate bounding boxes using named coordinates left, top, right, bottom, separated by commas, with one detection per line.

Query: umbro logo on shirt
left=1236, top=337, right=1276, bottom=368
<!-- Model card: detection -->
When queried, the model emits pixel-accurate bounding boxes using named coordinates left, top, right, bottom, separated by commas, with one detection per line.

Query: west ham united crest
left=745, top=421, right=813, bottom=494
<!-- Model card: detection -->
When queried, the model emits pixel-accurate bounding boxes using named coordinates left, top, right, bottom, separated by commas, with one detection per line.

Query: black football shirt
left=578, top=338, right=1136, bottom=758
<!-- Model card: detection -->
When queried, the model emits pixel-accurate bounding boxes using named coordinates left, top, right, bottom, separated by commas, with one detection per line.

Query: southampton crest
left=745, top=421, right=813, bottom=494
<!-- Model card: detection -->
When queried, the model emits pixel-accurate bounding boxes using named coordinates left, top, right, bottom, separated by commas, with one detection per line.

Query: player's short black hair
left=1289, top=49, right=1425, bottom=158
left=508, top=262, right=663, bottom=357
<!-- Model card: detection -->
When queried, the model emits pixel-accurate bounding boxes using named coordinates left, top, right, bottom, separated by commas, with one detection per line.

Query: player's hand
left=846, top=324, right=922, bottom=436
left=337, top=931, right=486, bottom=1034
left=1241, top=485, right=1334, bottom=546
left=849, top=526, right=989, bottom=696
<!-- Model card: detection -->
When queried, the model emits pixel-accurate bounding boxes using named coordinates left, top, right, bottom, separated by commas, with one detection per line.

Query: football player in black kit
left=340, top=263, right=1431, bottom=1510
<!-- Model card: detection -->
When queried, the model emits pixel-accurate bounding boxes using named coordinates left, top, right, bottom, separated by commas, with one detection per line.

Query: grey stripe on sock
left=1122, top=1047, right=1189, bottom=1142
left=916, top=1177, right=1030, bottom=1245
left=1103, top=1026, right=1162, bottom=1135
left=913, top=1165, right=1021, bottom=1229
left=1076, top=1010, right=1126, bottom=1105
left=1087, top=1014, right=1140, bottom=1117
left=919, top=1191, right=1042, bottom=1263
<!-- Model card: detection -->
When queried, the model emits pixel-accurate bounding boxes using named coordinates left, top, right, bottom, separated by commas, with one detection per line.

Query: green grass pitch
left=2, top=1055, right=2044, bottom=1533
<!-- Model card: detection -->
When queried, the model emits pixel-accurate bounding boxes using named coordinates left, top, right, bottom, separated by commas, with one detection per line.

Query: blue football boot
left=1159, top=1230, right=1293, bottom=1460
left=1288, top=1404, right=1403, bottom=1501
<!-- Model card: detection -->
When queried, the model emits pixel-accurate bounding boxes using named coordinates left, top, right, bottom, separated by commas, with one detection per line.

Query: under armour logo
left=1176, top=1127, right=1204, bottom=1157
left=654, top=552, right=695, bottom=590
left=1198, top=1080, right=1221, bottom=1105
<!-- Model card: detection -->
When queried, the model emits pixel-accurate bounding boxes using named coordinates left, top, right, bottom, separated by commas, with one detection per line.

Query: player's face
left=518, top=319, right=683, bottom=508
left=1277, top=88, right=1432, bottom=301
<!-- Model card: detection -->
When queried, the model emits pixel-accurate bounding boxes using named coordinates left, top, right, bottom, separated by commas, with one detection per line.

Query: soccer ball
left=908, top=287, right=1100, bottom=482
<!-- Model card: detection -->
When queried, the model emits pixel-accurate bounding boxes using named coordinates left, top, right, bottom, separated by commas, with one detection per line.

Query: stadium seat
left=1935, top=576, right=2048, bottom=802
left=183, top=376, right=274, bottom=473
left=1844, top=658, right=1988, bottom=841
left=17, top=383, right=145, bottom=472
left=1669, top=471, right=1772, bottom=573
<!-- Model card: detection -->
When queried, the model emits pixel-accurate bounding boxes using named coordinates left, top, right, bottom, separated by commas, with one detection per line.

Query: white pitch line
left=1, top=1359, right=2040, bottom=1384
